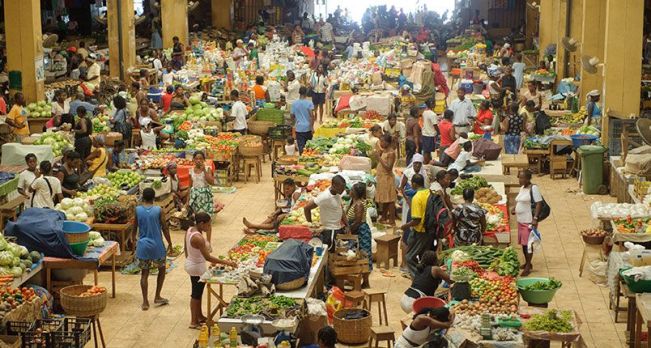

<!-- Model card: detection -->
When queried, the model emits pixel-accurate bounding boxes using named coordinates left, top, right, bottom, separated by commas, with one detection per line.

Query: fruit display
left=107, top=171, right=143, bottom=188
left=478, top=203, right=509, bottom=232
left=613, top=217, right=651, bottom=234
left=451, top=176, right=489, bottom=196
left=179, top=98, right=224, bottom=124
left=225, top=295, right=300, bottom=320
left=575, top=125, right=600, bottom=136
left=80, top=184, right=121, bottom=200
left=77, top=286, right=107, bottom=297
left=475, top=187, right=502, bottom=204
left=33, top=132, right=71, bottom=157
left=274, top=163, right=322, bottom=177
left=280, top=209, right=320, bottom=227
left=92, top=114, right=111, bottom=133
left=441, top=245, right=506, bottom=269
left=26, top=101, right=52, bottom=118
left=0, top=287, right=38, bottom=320
left=580, top=228, right=607, bottom=238
left=55, top=197, right=93, bottom=222
left=452, top=274, right=518, bottom=315
left=227, top=235, right=279, bottom=262
left=524, top=309, right=574, bottom=333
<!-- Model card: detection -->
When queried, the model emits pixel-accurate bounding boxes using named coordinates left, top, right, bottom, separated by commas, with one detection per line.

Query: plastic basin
left=62, top=221, right=91, bottom=233
left=69, top=240, right=89, bottom=256
left=570, top=134, right=598, bottom=150
left=516, top=277, right=560, bottom=304
left=412, top=296, right=447, bottom=313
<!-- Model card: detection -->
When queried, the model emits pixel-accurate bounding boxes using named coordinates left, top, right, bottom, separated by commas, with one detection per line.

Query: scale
left=239, top=314, right=265, bottom=346
left=272, top=318, right=297, bottom=348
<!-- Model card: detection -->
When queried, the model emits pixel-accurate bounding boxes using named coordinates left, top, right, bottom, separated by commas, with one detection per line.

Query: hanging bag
left=530, top=184, right=551, bottom=221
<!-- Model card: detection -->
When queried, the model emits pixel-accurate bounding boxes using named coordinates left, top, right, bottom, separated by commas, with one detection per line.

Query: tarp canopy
left=263, top=239, right=313, bottom=285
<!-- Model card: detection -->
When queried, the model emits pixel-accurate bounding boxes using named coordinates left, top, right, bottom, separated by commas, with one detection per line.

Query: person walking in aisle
left=185, top=212, right=236, bottom=329
left=421, top=99, right=439, bottom=164
left=136, top=188, right=172, bottom=311
left=291, top=86, right=315, bottom=154
left=513, top=169, right=544, bottom=276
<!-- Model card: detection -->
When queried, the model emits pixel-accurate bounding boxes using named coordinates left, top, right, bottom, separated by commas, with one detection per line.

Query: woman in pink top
left=185, top=213, right=236, bottom=329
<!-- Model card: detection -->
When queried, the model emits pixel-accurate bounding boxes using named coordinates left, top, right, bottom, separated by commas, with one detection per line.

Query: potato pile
left=476, top=187, right=502, bottom=204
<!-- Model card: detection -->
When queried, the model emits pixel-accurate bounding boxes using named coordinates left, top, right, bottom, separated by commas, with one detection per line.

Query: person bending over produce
left=185, top=212, right=237, bottom=329
left=243, top=178, right=301, bottom=234
left=451, top=188, right=487, bottom=246
left=304, top=175, right=347, bottom=253
left=136, top=188, right=173, bottom=311
left=395, top=307, right=454, bottom=348
left=400, top=251, right=452, bottom=313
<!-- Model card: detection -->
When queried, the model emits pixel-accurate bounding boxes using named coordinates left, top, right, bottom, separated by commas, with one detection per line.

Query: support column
left=162, top=0, right=189, bottom=49
left=554, top=0, right=568, bottom=78
left=567, top=0, right=583, bottom=79
left=579, top=0, right=606, bottom=103
left=5, top=0, right=44, bottom=102
left=107, top=0, right=136, bottom=80
left=538, top=0, right=555, bottom=61
left=212, top=0, right=233, bottom=30
left=602, top=0, right=644, bottom=143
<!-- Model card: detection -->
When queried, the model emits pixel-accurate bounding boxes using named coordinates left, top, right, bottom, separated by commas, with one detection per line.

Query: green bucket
left=516, top=277, right=561, bottom=304
left=69, top=240, right=89, bottom=257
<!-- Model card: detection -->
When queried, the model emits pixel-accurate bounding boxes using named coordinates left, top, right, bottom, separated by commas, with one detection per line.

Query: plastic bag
left=325, top=286, right=344, bottom=324
left=587, top=260, right=607, bottom=286
left=527, top=226, right=541, bottom=254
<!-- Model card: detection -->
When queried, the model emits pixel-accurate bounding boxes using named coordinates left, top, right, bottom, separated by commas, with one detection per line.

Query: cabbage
left=0, top=251, right=13, bottom=266
left=0, top=236, right=7, bottom=251
left=0, top=267, right=10, bottom=275
left=89, top=231, right=102, bottom=240
left=12, top=257, right=19, bottom=267
left=73, top=198, right=84, bottom=206
left=61, top=198, right=74, bottom=210
left=75, top=213, right=89, bottom=221
left=450, top=250, right=470, bottom=262
left=22, top=259, right=32, bottom=269
left=17, top=246, right=28, bottom=258
left=67, top=206, right=84, bottom=216
left=90, top=237, right=105, bottom=247
left=10, top=266, right=22, bottom=277
left=7, top=243, right=20, bottom=258
left=83, top=203, right=93, bottom=214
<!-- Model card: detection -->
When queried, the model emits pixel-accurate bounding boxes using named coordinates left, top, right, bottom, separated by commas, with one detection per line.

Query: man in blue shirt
left=69, top=92, right=97, bottom=117
left=291, top=86, right=315, bottom=154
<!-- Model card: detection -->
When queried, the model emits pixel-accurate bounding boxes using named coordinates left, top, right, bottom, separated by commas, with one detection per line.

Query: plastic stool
left=374, top=234, right=401, bottom=269
left=368, top=326, right=395, bottom=348
left=364, top=289, right=388, bottom=326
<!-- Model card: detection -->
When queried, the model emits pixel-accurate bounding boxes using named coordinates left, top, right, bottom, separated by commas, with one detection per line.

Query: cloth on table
left=1, top=144, right=55, bottom=166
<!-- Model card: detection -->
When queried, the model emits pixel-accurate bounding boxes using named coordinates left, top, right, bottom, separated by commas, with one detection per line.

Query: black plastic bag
left=263, top=239, right=313, bottom=285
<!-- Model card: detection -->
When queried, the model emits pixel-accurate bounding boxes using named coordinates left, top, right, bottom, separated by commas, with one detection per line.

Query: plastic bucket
left=570, top=134, right=598, bottom=150
left=412, top=296, right=447, bottom=313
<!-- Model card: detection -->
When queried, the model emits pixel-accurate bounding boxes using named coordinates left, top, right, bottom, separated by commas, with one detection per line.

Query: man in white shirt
left=29, top=161, right=63, bottom=209
left=285, top=70, right=301, bottom=108
left=84, top=54, right=101, bottom=89
left=304, top=175, right=346, bottom=252
left=17, top=154, right=38, bottom=204
left=449, top=88, right=476, bottom=135
left=230, top=90, right=249, bottom=134
left=421, top=99, right=439, bottom=164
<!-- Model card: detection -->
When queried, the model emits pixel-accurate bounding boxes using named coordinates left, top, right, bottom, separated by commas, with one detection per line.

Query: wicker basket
left=239, top=144, right=264, bottom=157
left=333, top=308, right=371, bottom=344
left=276, top=277, right=306, bottom=291
left=60, top=285, right=107, bottom=317
left=248, top=120, right=275, bottom=136
left=582, top=234, right=605, bottom=245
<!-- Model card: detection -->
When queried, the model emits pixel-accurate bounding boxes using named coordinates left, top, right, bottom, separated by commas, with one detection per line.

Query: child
left=285, top=137, right=298, bottom=156
left=317, top=326, right=337, bottom=348
left=136, top=188, right=172, bottom=310
left=448, top=141, right=481, bottom=173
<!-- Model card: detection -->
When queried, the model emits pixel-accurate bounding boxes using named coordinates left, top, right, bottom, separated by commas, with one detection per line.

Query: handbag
left=530, top=185, right=551, bottom=221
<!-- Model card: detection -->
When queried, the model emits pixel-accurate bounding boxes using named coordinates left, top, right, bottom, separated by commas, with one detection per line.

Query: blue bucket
left=62, top=221, right=91, bottom=234
left=570, top=134, right=598, bottom=150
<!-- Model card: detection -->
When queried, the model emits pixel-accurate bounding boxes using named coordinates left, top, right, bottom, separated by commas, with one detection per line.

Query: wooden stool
left=368, top=326, right=395, bottom=348
left=374, top=234, right=401, bottom=269
left=364, top=289, right=388, bottom=326
left=272, top=139, right=285, bottom=160
left=0, top=197, right=25, bottom=231
left=83, top=315, right=106, bottom=348
left=335, top=274, right=362, bottom=291
left=345, top=290, right=365, bottom=308
left=240, top=155, right=262, bottom=183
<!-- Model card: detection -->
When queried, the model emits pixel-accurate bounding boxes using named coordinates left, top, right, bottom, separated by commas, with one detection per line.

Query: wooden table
left=524, top=149, right=549, bottom=174
left=635, top=293, right=651, bottom=348
left=501, top=154, right=529, bottom=175
left=92, top=221, right=135, bottom=252
left=622, top=282, right=637, bottom=347
left=43, top=241, right=119, bottom=298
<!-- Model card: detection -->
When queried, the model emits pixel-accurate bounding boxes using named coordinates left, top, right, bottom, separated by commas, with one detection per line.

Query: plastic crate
left=51, top=317, right=91, bottom=348
left=620, top=269, right=651, bottom=293
left=0, top=177, right=18, bottom=196
left=6, top=321, right=33, bottom=336
left=255, top=108, right=285, bottom=125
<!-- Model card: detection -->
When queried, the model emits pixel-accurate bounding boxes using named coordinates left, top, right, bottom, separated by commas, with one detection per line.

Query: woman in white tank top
left=184, top=213, right=236, bottom=329
left=395, top=307, right=454, bottom=348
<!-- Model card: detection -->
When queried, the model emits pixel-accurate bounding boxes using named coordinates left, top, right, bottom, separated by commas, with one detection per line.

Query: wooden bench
left=501, top=154, right=529, bottom=175
left=0, top=197, right=25, bottom=231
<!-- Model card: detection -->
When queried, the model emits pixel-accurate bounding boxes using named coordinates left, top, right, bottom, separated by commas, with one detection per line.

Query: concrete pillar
left=602, top=0, right=644, bottom=142
left=5, top=0, right=45, bottom=102
left=212, top=0, right=233, bottom=30
left=538, top=0, right=555, bottom=62
left=162, top=0, right=189, bottom=49
left=579, top=0, right=606, bottom=103
left=566, top=0, right=583, bottom=78
left=107, top=0, right=136, bottom=80
left=554, top=0, right=568, bottom=78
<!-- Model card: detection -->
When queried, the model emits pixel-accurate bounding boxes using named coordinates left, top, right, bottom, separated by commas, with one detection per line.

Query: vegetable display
left=521, top=278, right=562, bottom=291
left=92, top=115, right=111, bottom=133
left=475, top=187, right=502, bottom=204
left=0, top=287, right=38, bottom=321
left=613, top=217, right=651, bottom=234
left=26, top=101, right=52, bottom=118
left=55, top=197, right=93, bottom=222
left=225, top=296, right=299, bottom=320
left=489, top=247, right=520, bottom=277
left=524, top=309, right=573, bottom=333
left=77, top=286, right=107, bottom=297
left=442, top=245, right=505, bottom=268
left=34, top=132, right=71, bottom=157
left=451, top=177, right=489, bottom=196
left=0, top=235, right=41, bottom=280
left=580, top=229, right=607, bottom=238
left=107, top=171, right=143, bottom=188
left=453, top=274, right=518, bottom=315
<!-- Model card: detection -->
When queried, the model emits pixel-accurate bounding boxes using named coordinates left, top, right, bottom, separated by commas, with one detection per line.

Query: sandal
left=188, top=324, right=201, bottom=330
left=154, top=298, right=169, bottom=306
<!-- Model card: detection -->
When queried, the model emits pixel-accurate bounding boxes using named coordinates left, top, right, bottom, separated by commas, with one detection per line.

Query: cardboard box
left=297, top=315, right=327, bottom=345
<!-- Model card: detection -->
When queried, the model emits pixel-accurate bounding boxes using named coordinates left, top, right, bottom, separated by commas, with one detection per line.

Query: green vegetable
left=451, top=177, right=489, bottom=195
left=524, top=309, right=573, bottom=333
left=490, top=247, right=520, bottom=276
left=29, top=251, right=42, bottom=263
left=522, top=278, right=562, bottom=291
left=225, top=296, right=298, bottom=320
left=442, top=245, right=504, bottom=268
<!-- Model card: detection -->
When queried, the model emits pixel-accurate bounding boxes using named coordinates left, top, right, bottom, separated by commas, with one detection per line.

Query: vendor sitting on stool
left=243, top=178, right=301, bottom=234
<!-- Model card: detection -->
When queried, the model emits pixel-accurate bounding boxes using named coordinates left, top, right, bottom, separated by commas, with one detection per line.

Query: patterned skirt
left=189, top=187, right=214, bottom=215
left=358, top=222, right=373, bottom=271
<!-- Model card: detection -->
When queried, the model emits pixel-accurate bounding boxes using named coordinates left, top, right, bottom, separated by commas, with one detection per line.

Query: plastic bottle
left=278, top=341, right=290, bottom=348
left=210, top=324, right=221, bottom=347
left=229, top=327, right=238, bottom=347
left=198, top=324, right=209, bottom=348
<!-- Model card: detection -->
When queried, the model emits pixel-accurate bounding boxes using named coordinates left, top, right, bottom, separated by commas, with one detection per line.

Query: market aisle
left=91, top=165, right=624, bottom=347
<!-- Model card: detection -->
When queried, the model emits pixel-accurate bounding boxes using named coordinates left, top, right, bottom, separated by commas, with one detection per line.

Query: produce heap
left=0, top=287, right=39, bottom=321
left=524, top=309, right=574, bottom=333
left=302, top=135, right=372, bottom=156
left=225, top=295, right=300, bottom=320
left=34, top=133, right=71, bottom=157
left=26, top=101, right=53, bottom=119
left=55, top=197, right=94, bottom=222
left=227, top=235, right=280, bottom=266
left=613, top=217, right=651, bottom=234
left=0, top=236, right=42, bottom=280
left=107, top=171, right=143, bottom=189
left=451, top=176, right=489, bottom=196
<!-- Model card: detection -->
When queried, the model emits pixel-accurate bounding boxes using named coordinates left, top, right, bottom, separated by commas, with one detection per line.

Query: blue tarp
left=263, top=239, right=313, bottom=285
left=4, top=208, right=85, bottom=260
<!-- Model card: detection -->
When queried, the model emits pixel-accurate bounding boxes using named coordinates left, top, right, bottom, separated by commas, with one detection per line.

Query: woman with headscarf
left=584, top=90, right=602, bottom=127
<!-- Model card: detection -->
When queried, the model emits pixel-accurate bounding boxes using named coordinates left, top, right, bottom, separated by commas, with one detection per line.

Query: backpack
left=423, top=192, right=451, bottom=240
left=530, top=185, right=551, bottom=221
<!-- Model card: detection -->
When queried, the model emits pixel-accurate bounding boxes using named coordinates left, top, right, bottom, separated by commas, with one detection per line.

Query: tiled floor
left=84, top=163, right=625, bottom=347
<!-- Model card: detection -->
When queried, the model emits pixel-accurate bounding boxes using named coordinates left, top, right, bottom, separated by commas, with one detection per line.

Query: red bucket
left=412, top=296, right=447, bottom=313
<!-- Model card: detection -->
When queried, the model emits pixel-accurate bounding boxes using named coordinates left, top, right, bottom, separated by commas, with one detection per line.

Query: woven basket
left=582, top=234, right=605, bottom=245
left=276, top=277, right=306, bottom=291
left=248, top=120, right=275, bottom=136
left=239, top=144, right=264, bottom=157
left=60, top=285, right=107, bottom=317
left=333, top=308, right=371, bottom=344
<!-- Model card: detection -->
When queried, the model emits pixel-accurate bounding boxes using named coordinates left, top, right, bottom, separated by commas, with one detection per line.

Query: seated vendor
left=164, top=162, right=189, bottom=210
left=395, top=307, right=454, bottom=348
left=400, top=251, right=452, bottom=312
left=242, top=178, right=301, bottom=234
left=86, top=135, right=108, bottom=178
left=448, top=141, right=480, bottom=173
left=253, top=75, right=270, bottom=106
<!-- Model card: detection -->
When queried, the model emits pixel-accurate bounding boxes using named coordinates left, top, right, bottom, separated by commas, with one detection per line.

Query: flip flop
left=380, top=270, right=396, bottom=277
left=154, top=298, right=169, bottom=306
left=188, top=324, right=201, bottom=330
left=141, top=303, right=150, bottom=311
